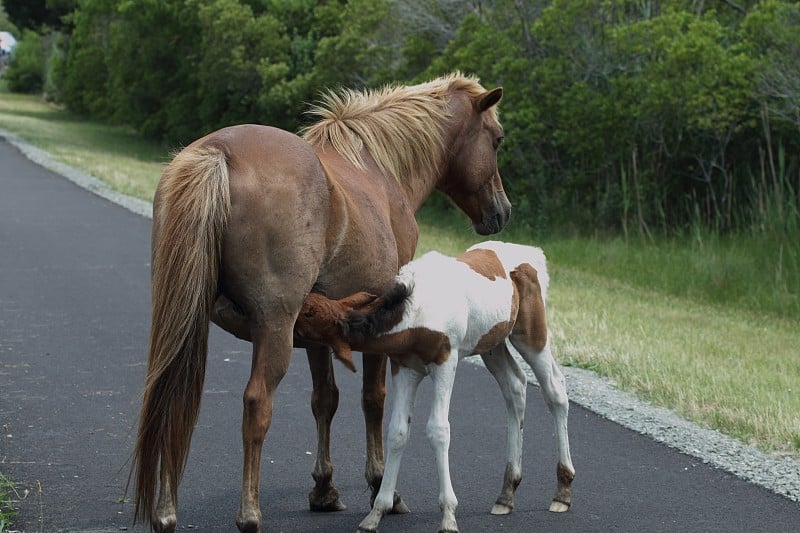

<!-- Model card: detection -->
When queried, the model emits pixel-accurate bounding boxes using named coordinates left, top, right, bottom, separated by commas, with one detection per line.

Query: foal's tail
left=130, top=144, right=231, bottom=525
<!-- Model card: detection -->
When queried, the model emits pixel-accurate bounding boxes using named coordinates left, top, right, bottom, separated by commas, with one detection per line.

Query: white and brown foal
left=296, top=241, right=575, bottom=533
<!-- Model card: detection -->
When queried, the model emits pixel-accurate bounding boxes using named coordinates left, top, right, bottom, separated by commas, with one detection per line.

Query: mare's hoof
left=309, top=488, right=347, bottom=512
left=549, top=500, right=570, bottom=513
left=153, top=514, right=177, bottom=533
left=236, top=506, right=262, bottom=533
left=236, top=517, right=261, bottom=533
left=490, top=502, right=513, bottom=515
left=310, top=499, right=347, bottom=512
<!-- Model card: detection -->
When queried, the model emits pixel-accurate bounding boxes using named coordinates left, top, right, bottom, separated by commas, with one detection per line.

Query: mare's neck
left=401, top=94, right=466, bottom=213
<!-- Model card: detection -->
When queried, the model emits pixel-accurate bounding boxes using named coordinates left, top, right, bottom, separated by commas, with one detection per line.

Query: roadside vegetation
left=0, top=470, right=18, bottom=532
left=1, top=89, right=798, bottom=457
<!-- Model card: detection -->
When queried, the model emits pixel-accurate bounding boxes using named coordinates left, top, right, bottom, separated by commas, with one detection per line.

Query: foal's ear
left=339, top=291, right=378, bottom=310
left=478, top=87, right=503, bottom=112
left=331, top=340, right=357, bottom=373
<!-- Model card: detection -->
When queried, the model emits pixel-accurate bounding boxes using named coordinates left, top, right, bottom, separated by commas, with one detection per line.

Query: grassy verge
left=1, top=90, right=798, bottom=457
left=0, top=471, right=18, bottom=532
left=416, top=203, right=800, bottom=456
left=0, top=89, right=167, bottom=201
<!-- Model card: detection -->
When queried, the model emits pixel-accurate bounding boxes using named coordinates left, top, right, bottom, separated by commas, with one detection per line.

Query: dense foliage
left=4, top=0, right=800, bottom=239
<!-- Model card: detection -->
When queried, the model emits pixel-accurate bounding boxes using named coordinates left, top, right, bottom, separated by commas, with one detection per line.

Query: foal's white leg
left=427, top=354, right=459, bottom=533
left=358, top=366, right=424, bottom=533
left=480, top=344, right=528, bottom=515
left=511, top=336, right=575, bottom=512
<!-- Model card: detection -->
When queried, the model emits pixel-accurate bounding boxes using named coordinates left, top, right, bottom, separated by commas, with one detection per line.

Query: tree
left=3, top=0, right=76, bottom=30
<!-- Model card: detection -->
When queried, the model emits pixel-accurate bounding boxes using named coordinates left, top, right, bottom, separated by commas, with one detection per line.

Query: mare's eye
left=493, top=136, right=505, bottom=150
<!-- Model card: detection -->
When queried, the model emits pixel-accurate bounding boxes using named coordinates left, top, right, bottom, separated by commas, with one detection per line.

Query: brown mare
left=131, top=73, right=510, bottom=532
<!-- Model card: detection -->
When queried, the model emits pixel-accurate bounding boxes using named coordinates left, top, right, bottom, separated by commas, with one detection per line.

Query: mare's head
left=437, top=77, right=511, bottom=235
left=301, top=73, right=510, bottom=235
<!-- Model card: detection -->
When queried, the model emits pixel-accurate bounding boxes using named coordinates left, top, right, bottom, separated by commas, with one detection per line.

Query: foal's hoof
left=357, top=511, right=382, bottom=532
left=390, top=491, right=410, bottom=514
left=549, top=500, right=570, bottom=513
left=490, top=502, right=513, bottom=515
left=309, top=487, right=347, bottom=512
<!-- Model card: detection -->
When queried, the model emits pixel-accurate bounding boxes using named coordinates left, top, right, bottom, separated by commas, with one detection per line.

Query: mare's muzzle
left=474, top=193, right=512, bottom=235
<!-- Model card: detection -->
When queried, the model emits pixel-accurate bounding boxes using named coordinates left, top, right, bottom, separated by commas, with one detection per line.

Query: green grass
left=416, top=203, right=800, bottom=456
left=0, top=90, right=169, bottom=201
left=1, top=89, right=798, bottom=457
left=542, top=233, right=800, bottom=321
left=0, top=471, right=18, bottom=533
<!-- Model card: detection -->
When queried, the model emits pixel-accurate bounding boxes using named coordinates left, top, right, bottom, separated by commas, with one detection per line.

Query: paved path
left=1, top=138, right=798, bottom=532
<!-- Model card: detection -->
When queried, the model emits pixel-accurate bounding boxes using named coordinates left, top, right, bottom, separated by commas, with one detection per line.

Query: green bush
left=11, top=0, right=800, bottom=240
left=5, top=29, right=44, bottom=93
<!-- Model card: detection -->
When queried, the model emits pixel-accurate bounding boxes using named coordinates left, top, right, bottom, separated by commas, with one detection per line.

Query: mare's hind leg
left=363, top=353, right=409, bottom=513
left=236, top=323, right=294, bottom=532
left=154, top=470, right=177, bottom=532
left=306, top=345, right=346, bottom=511
left=359, top=363, right=424, bottom=532
left=480, top=344, right=528, bottom=515
left=511, top=337, right=575, bottom=512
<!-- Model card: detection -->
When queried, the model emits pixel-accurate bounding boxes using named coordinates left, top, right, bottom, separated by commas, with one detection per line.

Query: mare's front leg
left=363, top=353, right=409, bottom=513
left=306, top=345, right=346, bottom=511
left=237, top=324, right=294, bottom=533
left=427, top=355, right=459, bottom=533
left=358, top=364, right=424, bottom=532
left=511, top=337, right=575, bottom=512
left=480, top=343, right=528, bottom=515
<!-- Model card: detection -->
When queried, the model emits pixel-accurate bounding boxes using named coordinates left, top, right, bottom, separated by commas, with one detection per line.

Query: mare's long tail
left=130, top=144, right=231, bottom=525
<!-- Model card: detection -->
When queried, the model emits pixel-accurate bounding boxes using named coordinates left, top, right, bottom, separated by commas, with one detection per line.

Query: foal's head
left=296, top=283, right=412, bottom=369
left=437, top=79, right=511, bottom=235
left=296, top=292, right=379, bottom=372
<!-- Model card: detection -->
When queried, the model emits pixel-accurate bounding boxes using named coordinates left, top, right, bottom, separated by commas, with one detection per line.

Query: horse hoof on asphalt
left=490, top=502, right=513, bottom=515
left=390, top=491, right=410, bottom=514
left=549, top=500, right=570, bottom=513
left=309, top=489, right=347, bottom=512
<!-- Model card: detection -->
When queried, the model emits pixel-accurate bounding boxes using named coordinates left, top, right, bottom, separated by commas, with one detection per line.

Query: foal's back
left=466, top=240, right=549, bottom=302
left=397, top=250, right=515, bottom=343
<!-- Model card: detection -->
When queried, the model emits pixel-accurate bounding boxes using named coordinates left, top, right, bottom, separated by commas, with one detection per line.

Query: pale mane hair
left=301, top=72, right=493, bottom=182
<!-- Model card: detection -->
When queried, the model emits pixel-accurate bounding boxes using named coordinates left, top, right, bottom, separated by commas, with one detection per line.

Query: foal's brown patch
left=471, top=277, right=520, bottom=354
left=472, top=319, right=513, bottom=355
left=456, top=248, right=506, bottom=280
left=510, top=263, right=547, bottom=352
left=359, top=327, right=452, bottom=369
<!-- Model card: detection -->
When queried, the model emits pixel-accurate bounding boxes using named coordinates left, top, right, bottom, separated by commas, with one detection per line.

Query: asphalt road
left=1, top=137, right=798, bottom=532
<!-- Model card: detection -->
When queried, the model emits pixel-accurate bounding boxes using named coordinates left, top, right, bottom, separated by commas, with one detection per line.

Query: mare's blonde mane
left=301, top=73, right=492, bottom=182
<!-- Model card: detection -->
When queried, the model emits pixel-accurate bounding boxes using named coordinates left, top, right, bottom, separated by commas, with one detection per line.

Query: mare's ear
left=478, top=87, right=503, bottom=112
left=339, top=291, right=378, bottom=310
